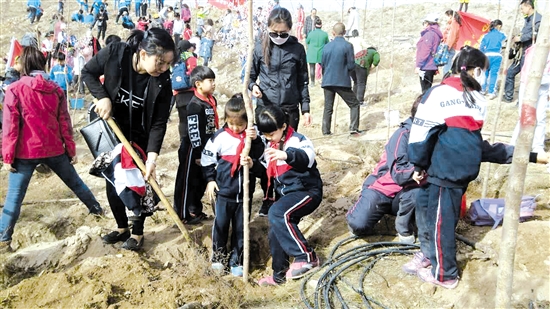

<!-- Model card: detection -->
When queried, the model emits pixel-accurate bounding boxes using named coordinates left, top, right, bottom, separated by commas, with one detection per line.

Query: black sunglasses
left=268, top=31, right=290, bottom=39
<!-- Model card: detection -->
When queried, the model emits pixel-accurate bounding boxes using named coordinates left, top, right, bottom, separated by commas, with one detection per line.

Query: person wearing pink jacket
left=0, top=47, right=102, bottom=253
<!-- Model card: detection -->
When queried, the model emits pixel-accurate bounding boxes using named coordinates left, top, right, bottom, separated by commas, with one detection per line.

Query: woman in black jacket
left=248, top=7, right=311, bottom=216
left=81, top=28, right=175, bottom=251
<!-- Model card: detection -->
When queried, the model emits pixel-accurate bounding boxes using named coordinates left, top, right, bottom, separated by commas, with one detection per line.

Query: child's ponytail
left=454, top=46, right=488, bottom=108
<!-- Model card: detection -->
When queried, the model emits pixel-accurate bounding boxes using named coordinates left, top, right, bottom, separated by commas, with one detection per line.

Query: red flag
left=208, top=0, right=245, bottom=10
left=457, top=11, right=490, bottom=49
left=6, top=38, right=23, bottom=69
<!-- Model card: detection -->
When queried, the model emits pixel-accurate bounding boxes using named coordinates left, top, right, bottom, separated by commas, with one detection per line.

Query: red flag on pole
left=208, top=0, right=245, bottom=9
left=6, top=38, right=23, bottom=69
left=457, top=11, right=491, bottom=49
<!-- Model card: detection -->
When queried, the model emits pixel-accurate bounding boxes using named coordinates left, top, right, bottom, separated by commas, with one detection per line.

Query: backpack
left=466, top=196, right=537, bottom=229
left=433, top=43, right=449, bottom=67
left=171, top=58, right=191, bottom=91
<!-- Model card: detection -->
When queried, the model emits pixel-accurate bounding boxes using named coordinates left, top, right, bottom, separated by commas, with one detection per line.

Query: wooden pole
left=106, top=118, right=192, bottom=243
left=374, top=0, right=384, bottom=94
left=480, top=0, right=521, bottom=198
left=240, top=0, right=255, bottom=283
left=495, top=2, right=550, bottom=307
left=385, top=0, right=396, bottom=140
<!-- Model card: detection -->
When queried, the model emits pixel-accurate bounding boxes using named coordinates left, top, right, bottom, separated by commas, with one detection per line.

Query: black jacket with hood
left=81, top=42, right=172, bottom=154
left=248, top=36, right=310, bottom=114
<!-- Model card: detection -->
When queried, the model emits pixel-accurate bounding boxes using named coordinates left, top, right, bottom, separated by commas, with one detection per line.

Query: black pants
left=141, top=3, right=148, bottom=16
left=212, top=195, right=252, bottom=267
left=350, top=64, right=369, bottom=102
left=116, top=7, right=128, bottom=23
left=419, top=70, right=436, bottom=93
left=97, top=26, right=106, bottom=40
left=173, top=141, right=206, bottom=221
left=322, top=86, right=360, bottom=134
left=106, top=180, right=146, bottom=235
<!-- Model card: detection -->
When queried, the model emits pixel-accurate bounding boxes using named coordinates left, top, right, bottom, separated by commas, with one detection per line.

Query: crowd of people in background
left=1, top=0, right=548, bottom=294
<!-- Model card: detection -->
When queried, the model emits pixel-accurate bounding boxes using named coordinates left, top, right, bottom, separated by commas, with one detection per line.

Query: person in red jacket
left=0, top=46, right=103, bottom=253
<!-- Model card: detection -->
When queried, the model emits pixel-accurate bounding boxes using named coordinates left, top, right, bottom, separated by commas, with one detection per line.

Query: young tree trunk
left=495, top=2, right=550, bottom=307
left=240, top=0, right=255, bottom=283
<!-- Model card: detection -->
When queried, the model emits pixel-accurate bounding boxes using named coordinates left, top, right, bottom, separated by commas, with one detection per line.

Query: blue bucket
left=70, top=98, right=85, bottom=109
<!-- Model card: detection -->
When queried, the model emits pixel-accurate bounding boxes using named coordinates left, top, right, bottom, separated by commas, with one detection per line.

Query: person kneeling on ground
left=346, top=95, right=423, bottom=243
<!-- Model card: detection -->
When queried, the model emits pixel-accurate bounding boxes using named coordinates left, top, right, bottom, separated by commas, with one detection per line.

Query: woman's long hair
left=19, top=46, right=47, bottom=76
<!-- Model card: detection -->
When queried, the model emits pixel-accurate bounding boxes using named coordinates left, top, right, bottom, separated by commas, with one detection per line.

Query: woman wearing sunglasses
left=248, top=7, right=311, bottom=131
left=248, top=7, right=312, bottom=216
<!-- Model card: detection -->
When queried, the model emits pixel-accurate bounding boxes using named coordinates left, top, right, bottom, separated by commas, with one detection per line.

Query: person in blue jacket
left=49, top=53, right=73, bottom=97
left=479, top=19, right=506, bottom=100
left=346, top=95, right=422, bottom=243
left=71, top=9, right=85, bottom=22
left=27, top=0, right=41, bottom=24
left=83, top=12, right=95, bottom=25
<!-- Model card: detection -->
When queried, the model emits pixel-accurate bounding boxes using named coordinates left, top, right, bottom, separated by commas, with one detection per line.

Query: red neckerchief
left=224, top=127, right=246, bottom=177
left=193, top=89, right=219, bottom=129
left=265, top=126, right=295, bottom=193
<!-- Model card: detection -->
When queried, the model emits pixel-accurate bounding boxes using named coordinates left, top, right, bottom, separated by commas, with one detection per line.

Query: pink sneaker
left=286, top=258, right=320, bottom=280
left=402, top=252, right=431, bottom=274
left=417, top=268, right=459, bottom=289
left=257, top=276, right=280, bottom=287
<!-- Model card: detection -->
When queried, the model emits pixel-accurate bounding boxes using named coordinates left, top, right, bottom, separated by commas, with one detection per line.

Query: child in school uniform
left=174, top=66, right=218, bottom=224
left=201, top=93, right=262, bottom=277
left=246, top=105, right=323, bottom=286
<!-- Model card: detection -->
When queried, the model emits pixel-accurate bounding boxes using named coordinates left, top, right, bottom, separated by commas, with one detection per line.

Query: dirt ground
left=1, top=1, right=549, bottom=308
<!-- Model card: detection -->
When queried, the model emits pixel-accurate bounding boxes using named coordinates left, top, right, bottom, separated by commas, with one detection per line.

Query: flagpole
left=6, top=37, right=15, bottom=72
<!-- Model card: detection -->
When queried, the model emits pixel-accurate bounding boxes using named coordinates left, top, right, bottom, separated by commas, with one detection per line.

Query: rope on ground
left=300, top=237, right=419, bottom=309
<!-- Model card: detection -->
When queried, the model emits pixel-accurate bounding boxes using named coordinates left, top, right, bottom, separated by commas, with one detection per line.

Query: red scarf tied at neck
left=194, top=89, right=219, bottom=129
left=265, top=126, right=295, bottom=192
left=224, top=127, right=246, bottom=177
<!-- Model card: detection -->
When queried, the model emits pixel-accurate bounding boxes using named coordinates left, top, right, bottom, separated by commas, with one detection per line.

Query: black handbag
left=80, top=117, right=120, bottom=158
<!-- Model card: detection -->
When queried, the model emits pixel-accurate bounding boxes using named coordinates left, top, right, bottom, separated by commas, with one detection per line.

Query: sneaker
left=417, top=267, right=459, bottom=289
left=349, top=130, right=364, bottom=137
left=230, top=266, right=244, bottom=277
left=121, top=236, right=144, bottom=251
left=0, top=241, right=12, bottom=254
left=211, top=262, right=225, bottom=275
left=402, top=252, right=431, bottom=274
left=89, top=204, right=105, bottom=216
left=322, top=132, right=333, bottom=136
left=502, top=97, right=514, bottom=103
left=258, top=199, right=273, bottom=217
left=257, top=276, right=280, bottom=286
left=398, top=233, right=415, bottom=244
left=487, top=93, right=497, bottom=100
left=286, top=258, right=320, bottom=279
left=102, top=230, right=131, bottom=244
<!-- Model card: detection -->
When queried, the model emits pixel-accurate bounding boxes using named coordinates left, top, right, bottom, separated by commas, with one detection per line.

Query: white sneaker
left=487, top=93, right=497, bottom=100
left=398, top=234, right=415, bottom=244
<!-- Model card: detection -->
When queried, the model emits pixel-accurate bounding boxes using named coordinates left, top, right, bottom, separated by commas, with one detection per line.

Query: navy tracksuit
left=408, top=77, right=533, bottom=282
left=255, top=129, right=323, bottom=283
left=174, top=92, right=218, bottom=221
left=201, top=125, right=262, bottom=267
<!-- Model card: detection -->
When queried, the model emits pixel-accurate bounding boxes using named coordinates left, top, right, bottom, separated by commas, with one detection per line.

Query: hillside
left=0, top=1, right=549, bottom=308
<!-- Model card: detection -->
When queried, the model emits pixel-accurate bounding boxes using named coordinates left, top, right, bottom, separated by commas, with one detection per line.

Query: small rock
left=307, top=279, right=318, bottom=289
left=116, top=254, right=123, bottom=258
left=124, top=291, right=131, bottom=298
left=163, top=261, right=172, bottom=269
left=178, top=302, right=202, bottom=309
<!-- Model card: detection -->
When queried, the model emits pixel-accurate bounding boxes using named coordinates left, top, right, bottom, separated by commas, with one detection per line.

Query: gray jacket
left=520, top=12, right=542, bottom=49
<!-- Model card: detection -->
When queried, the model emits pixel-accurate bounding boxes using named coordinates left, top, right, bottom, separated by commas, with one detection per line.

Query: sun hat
left=423, top=13, right=439, bottom=23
